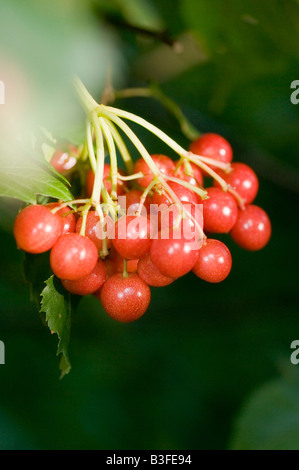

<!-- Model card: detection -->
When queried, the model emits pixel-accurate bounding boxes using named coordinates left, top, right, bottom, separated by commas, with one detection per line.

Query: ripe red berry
left=173, top=160, right=203, bottom=187
left=61, top=259, right=107, bottom=295
left=113, top=215, right=152, bottom=259
left=46, top=203, right=76, bottom=234
left=104, top=248, right=139, bottom=277
left=85, top=165, right=127, bottom=198
left=14, top=204, right=61, bottom=254
left=50, top=150, right=77, bottom=174
left=137, top=254, right=175, bottom=287
left=50, top=233, right=98, bottom=280
left=203, top=187, right=238, bottom=233
left=150, top=232, right=199, bottom=278
left=214, top=162, right=259, bottom=204
left=192, top=239, right=232, bottom=283
left=152, top=181, right=198, bottom=207
left=158, top=202, right=203, bottom=241
left=189, top=133, right=233, bottom=170
left=230, top=205, right=271, bottom=251
left=98, top=273, right=151, bottom=322
left=115, top=258, right=139, bottom=274
left=134, top=154, right=175, bottom=188
left=76, top=211, right=113, bottom=252
left=103, top=259, right=117, bottom=278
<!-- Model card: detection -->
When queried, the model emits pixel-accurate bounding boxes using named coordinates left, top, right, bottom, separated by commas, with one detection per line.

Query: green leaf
left=23, top=253, right=52, bottom=309
left=0, top=156, right=73, bottom=204
left=230, top=365, right=299, bottom=450
left=40, top=275, right=73, bottom=378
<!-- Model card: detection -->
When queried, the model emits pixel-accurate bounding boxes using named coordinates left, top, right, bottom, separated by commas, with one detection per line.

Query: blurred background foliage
left=0, top=0, right=299, bottom=450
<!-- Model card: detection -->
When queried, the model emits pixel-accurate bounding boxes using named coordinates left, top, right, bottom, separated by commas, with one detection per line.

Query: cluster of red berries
left=14, top=133, right=271, bottom=323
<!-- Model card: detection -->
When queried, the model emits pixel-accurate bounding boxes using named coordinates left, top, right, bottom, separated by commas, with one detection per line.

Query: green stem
left=91, top=112, right=105, bottom=203
left=74, top=77, right=99, bottom=114
left=99, top=107, right=161, bottom=177
left=117, top=171, right=144, bottom=181
left=115, top=85, right=200, bottom=141
left=123, top=259, right=128, bottom=278
left=104, top=120, right=134, bottom=174
left=95, top=202, right=109, bottom=257
left=99, top=117, right=118, bottom=200
left=86, top=120, right=97, bottom=174
left=102, top=104, right=187, bottom=158
left=136, top=179, right=156, bottom=217
left=79, top=204, right=91, bottom=236
left=50, top=199, right=91, bottom=213
left=164, top=174, right=207, bottom=200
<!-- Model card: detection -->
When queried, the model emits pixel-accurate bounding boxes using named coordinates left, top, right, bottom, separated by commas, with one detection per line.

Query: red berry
left=214, top=162, right=259, bottom=204
left=137, top=254, right=175, bottom=287
left=85, top=165, right=127, bottom=198
left=103, top=259, right=117, bottom=278
left=50, top=233, right=98, bottom=280
left=173, top=160, right=203, bottom=187
left=113, top=215, right=152, bottom=260
left=14, top=204, right=61, bottom=254
left=189, top=133, right=233, bottom=170
left=230, top=205, right=271, bottom=251
left=158, top=202, right=203, bottom=242
left=152, top=181, right=198, bottom=207
left=150, top=232, right=199, bottom=278
left=61, top=259, right=106, bottom=295
left=203, top=187, right=238, bottom=233
left=50, top=150, right=77, bottom=174
left=46, top=203, right=76, bottom=234
left=76, top=212, right=113, bottom=252
left=105, top=247, right=139, bottom=276
left=98, top=273, right=151, bottom=322
left=134, top=154, right=175, bottom=188
left=192, top=239, right=232, bottom=283
left=115, top=258, right=139, bottom=274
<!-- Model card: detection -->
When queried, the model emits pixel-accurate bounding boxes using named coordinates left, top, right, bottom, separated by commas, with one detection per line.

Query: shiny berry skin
left=13, top=204, right=61, bottom=254
left=85, top=165, right=127, bottom=198
left=50, top=150, right=77, bottom=174
left=113, top=215, right=152, bottom=259
left=203, top=187, right=238, bottom=233
left=137, top=254, right=175, bottom=287
left=189, top=133, right=233, bottom=170
left=50, top=233, right=98, bottom=280
left=150, top=232, right=199, bottom=278
left=152, top=181, right=198, bottom=207
left=99, top=273, right=151, bottom=323
left=115, top=258, right=139, bottom=274
left=103, top=259, right=117, bottom=278
left=46, top=203, right=76, bottom=234
left=61, top=259, right=106, bottom=295
left=76, top=212, right=113, bottom=252
left=230, top=205, right=271, bottom=251
left=214, top=162, right=259, bottom=204
left=159, top=202, right=203, bottom=241
left=106, top=247, right=139, bottom=275
left=192, top=239, right=232, bottom=283
left=134, top=154, right=175, bottom=188
left=173, top=160, right=203, bottom=187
